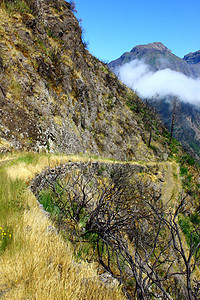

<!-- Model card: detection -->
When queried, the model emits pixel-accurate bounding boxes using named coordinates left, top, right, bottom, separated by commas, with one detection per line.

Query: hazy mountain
left=109, top=42, right=200, bottom=77
left=184, top=50, right=200, bottom=64
left=108, top=42, right=200, bottom=157
left=183, top=50, right=200, bottom=75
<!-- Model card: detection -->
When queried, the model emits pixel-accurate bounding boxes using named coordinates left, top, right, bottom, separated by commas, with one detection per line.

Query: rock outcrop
left=0, top=0, right=168, bottom=160
left=184, top=50, right=200, bottom=65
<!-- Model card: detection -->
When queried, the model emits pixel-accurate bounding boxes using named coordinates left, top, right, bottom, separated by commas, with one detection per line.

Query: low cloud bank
left=114, top=60, right=200, bottom=105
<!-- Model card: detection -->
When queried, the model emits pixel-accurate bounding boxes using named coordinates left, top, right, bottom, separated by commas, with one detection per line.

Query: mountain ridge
left=1, top=3, right=200, bottom=299
left=0, top=1, right=169, bottom=161
left=130, top=42, right=171, bottom=53
left=109, top=42, right=200, bottom=77
left=184, top=50, right=200, bottom=64
left=108, top=42, right=200, bottom=158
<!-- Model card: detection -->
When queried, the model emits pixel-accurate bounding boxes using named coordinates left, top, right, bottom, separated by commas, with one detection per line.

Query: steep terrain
left=0, top=153, right=184, bottom=299
left=1, top=2, right=200, bottom=299
left=155, top=98, right=200, bottom=157
left=108, top=42, right=200, bottom=158
left=183, top=49, right=200, bottom=76
left=0, top=1, right=169, bottom=162
left=184, top=50, right=200, bottom=64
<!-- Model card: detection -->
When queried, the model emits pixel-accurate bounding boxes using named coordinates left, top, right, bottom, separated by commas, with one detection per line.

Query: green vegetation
left=179, top=212, right=200, bottom=252
left=15, top=152, right=39, bottom=165
left=0, top=224, right=13, bottom=253
left=0, top=0, right=200, bottom=297
left=105, top=95, right=115, bottom=109
left=0, top=169, right=25, bottom=223
left=0, top=165, right=26, bottom=253
left=180, top=153, right=196, bottom=166
left=2, top=0, right=32, bottom=14
left=0, top=149, right=199, bottom=299
left=39, top=189, right=56, bottom=214
left=35, top=38, right=48, bottom=53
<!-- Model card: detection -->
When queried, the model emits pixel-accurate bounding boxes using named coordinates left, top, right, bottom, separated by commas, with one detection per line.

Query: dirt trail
left=161, top=161, right=181, bottom=209
left=1, top=154, right=182, bottom=209
left=127, top=160, right=181, bottom=207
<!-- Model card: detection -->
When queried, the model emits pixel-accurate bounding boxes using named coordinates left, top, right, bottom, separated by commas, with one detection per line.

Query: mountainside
left=109, top=42, right=200, bottom=77
left=0, top=1, right=169, bottom=161
left=184, top=50, right=200, bottom=64
left=108, top=42, right=200, bottom=158
left=155, top=99, right=200, bottom=157
left=1, top=4, right=200, bottom=299
left=183, top=50, right=200, bottom=75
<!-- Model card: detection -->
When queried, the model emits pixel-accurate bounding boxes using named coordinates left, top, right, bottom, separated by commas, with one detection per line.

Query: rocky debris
left=0, top=285, right=11, bottom=298
left=99, top=273, right=119, bottom=288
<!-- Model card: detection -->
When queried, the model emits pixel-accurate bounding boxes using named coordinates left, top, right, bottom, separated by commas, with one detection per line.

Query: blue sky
left=75, top=0, right=200, bottom=63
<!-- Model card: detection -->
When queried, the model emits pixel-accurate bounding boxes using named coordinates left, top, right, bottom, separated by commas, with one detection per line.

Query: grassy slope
left=1, top=151, right=200, bottom=298
left=0, top=153, right=124, bottom=299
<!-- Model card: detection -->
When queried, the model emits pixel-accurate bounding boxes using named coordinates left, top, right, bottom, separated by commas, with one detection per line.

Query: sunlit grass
left=0, top=154, right=124, bottom=299
left=0, top=168, right=26, bottom=254
left=5, top=152, right=120, bottom=182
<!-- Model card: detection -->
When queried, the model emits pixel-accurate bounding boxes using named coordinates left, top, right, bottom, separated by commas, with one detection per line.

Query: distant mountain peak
left=108, top=42, right=200, bottom=77
left=108, top=43, right=200, bottom=158
left=183, top=50, right=200, bottom=64
left=131, top=42, right=171, bottom=53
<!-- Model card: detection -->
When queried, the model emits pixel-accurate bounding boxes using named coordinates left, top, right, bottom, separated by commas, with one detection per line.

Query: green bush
left=180, top=166, right=188, bottom=176
left=179, top=214, right=200, bottom=251
left=38, top=189, right=57, bottom=214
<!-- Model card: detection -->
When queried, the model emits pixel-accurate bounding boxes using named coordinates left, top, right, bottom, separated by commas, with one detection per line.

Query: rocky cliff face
left=183, top=50, right=200, bottom=76
left=184, top=50, right=200, bottom=64
left=0, top=0, right=168, bottom=160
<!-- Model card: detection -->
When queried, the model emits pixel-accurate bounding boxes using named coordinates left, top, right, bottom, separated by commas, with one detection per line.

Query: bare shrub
left=36, top=162, right=200, bottom=299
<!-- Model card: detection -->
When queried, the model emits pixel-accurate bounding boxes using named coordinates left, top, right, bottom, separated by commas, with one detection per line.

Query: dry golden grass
left=2, top=152, right=199, bottom=299
left=0, top=154, right=124, bottom=299
left=0, top=198, right=123, bottom=299
left=5, top=152, right=119, bottom=182
left=5, top=151, right=161, bottom=183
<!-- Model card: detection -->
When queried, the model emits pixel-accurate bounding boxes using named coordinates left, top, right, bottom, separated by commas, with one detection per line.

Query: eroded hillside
left=1, top=1, right=200, bottom=299
left=0, top=0, right=168, bottom=161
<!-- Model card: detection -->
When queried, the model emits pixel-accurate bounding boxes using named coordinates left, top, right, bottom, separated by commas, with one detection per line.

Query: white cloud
left=114, top=60, right=200, bottom=105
